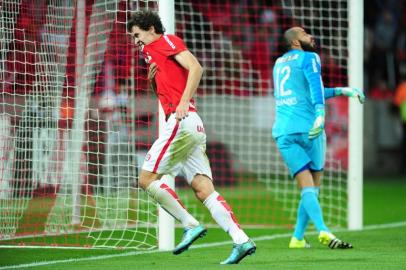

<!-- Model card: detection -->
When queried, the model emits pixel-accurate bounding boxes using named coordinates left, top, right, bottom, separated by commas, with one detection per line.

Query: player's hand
left=336, top=87, right=365, bottom=104
left=175, top=100, right=189, bottom=121
left=148, top=63, right=157, bottom=82
left=309, top=105, right=325, bottom=139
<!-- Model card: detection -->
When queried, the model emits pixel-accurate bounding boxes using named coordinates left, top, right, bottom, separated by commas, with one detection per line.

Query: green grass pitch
left=0, top=178, right=405, bottom=270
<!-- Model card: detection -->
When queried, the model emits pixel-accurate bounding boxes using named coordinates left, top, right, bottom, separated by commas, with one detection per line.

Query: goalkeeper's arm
left=324, top=87, right=365, bottom=104
left=303, top=53, right=325, bottom=139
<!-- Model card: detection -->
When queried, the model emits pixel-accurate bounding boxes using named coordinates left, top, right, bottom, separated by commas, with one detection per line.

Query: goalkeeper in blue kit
left=272, top=27, right=365, bottom=249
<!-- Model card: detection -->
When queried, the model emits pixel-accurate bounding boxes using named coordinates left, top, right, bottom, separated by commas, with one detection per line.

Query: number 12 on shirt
left=275, top=66, right=292, bottom=97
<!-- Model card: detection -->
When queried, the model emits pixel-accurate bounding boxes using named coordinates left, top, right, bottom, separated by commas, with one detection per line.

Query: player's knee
left=194, top=189, right=211, bottom=202
left=191, top=174, right=214, bottom=201
left=138, top=178, right=150, bottom=190
left=139, top=170, right=158, bottom=190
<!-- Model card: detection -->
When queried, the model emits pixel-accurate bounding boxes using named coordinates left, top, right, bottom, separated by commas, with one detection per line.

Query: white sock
left=146, top=180, right=199, bottom=228
left=203, top=191, right=249, bottom=244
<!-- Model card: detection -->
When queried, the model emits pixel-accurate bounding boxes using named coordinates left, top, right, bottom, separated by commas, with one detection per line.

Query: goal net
left=0, top=0, right=158, bottom=249
left=175, top=0, right=349, bottom=227
left=0, top=0, right=351, bottom=249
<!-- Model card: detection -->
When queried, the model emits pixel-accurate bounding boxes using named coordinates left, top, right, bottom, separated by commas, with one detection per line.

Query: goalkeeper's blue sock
left=301, top=187, right=329, bottom=233
left=292, top=198, right=309, bottom=240
left=293, top=187, right=319, bottom=240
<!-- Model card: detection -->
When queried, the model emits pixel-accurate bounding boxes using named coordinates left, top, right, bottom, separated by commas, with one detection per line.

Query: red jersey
left=142, top=34, right=196, bottom=115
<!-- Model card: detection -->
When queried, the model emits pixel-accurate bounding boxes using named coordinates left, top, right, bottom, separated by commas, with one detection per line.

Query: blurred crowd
left=2, top=0, right=405, bottom=174
left=365, top=0, right=406, bottom=100
left=364, top=0, right=406, bottom=174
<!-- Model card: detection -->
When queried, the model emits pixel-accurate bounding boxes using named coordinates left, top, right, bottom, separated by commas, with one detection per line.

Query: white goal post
left=347, top=0, right=364, bottom=230
left=157, top=0, right=175, bottom=251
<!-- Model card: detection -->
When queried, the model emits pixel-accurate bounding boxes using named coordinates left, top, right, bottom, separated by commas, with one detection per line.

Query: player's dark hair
left=127, top=10, right=165, bottom=34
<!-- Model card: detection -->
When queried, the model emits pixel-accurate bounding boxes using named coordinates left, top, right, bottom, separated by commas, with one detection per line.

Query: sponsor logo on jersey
left=197, top=125, right=205, bottom=133
left=143, top=52, right=152, bottom=64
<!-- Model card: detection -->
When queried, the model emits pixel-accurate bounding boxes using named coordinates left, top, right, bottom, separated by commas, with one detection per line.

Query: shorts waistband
left=165, top=107, right=197, bottom=121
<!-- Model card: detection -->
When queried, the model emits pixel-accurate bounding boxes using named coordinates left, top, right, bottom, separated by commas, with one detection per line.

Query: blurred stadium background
left=0, top=0, right=405, bottom=268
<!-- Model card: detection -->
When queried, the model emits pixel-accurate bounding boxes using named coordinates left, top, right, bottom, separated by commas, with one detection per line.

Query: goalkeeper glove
left=309, top=104, right=325, bottom=140
left=335, top=87, right=365, bottom=104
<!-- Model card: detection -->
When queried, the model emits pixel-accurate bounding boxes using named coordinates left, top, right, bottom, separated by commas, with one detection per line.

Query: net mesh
left=0, top=0, right=158, bottom=249
left=175, top=0, right=348, bottom=227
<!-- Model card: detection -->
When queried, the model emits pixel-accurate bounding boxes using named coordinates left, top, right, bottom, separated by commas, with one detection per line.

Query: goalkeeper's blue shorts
left=275, top=132, right=326, bottom=178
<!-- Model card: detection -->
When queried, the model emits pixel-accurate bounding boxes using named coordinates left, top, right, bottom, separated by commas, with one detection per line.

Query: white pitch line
left=1, top=221, right=406, bottom=270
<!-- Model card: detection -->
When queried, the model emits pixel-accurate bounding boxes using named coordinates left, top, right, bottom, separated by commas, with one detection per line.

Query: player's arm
left=303, top=53, right=325, bottom=139
left=173, top=50, right=203, bottom=120
left=324, top=87, right=365, bottom=104
left=148, top=63, right=158, bottom=94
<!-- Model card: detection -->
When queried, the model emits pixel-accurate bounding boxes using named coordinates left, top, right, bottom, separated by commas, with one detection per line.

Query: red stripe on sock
left=217, top=195, right=241, bottom=229
left=152, top=122, right=179, bottom=173
left=160, top=183, right=185, bottom=209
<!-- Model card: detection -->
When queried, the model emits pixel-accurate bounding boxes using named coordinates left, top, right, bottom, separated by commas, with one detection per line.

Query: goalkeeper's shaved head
left=284, top=27, right=301, bottom=47
left=283, top=27, right=316, bottom=52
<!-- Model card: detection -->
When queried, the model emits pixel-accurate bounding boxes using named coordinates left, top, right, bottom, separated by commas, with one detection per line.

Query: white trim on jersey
left=163, top=35, right=176, bottom=49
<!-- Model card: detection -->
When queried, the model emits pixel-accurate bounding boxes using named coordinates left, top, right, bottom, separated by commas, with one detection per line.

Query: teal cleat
left=173, top=225, right=207, bottom=255
left=220, top=239, right=256, bottom=264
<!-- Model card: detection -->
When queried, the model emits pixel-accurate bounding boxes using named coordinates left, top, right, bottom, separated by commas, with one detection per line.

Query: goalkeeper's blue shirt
left=272, top=49, right=325, bottom=138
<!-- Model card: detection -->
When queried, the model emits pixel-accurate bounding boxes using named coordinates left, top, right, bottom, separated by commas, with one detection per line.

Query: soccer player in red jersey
left=127, top=10, right=255, bottom=264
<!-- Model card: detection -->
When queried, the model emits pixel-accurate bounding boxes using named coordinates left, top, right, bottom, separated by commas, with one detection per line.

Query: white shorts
left=142, top=112, right=213, bottom=185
